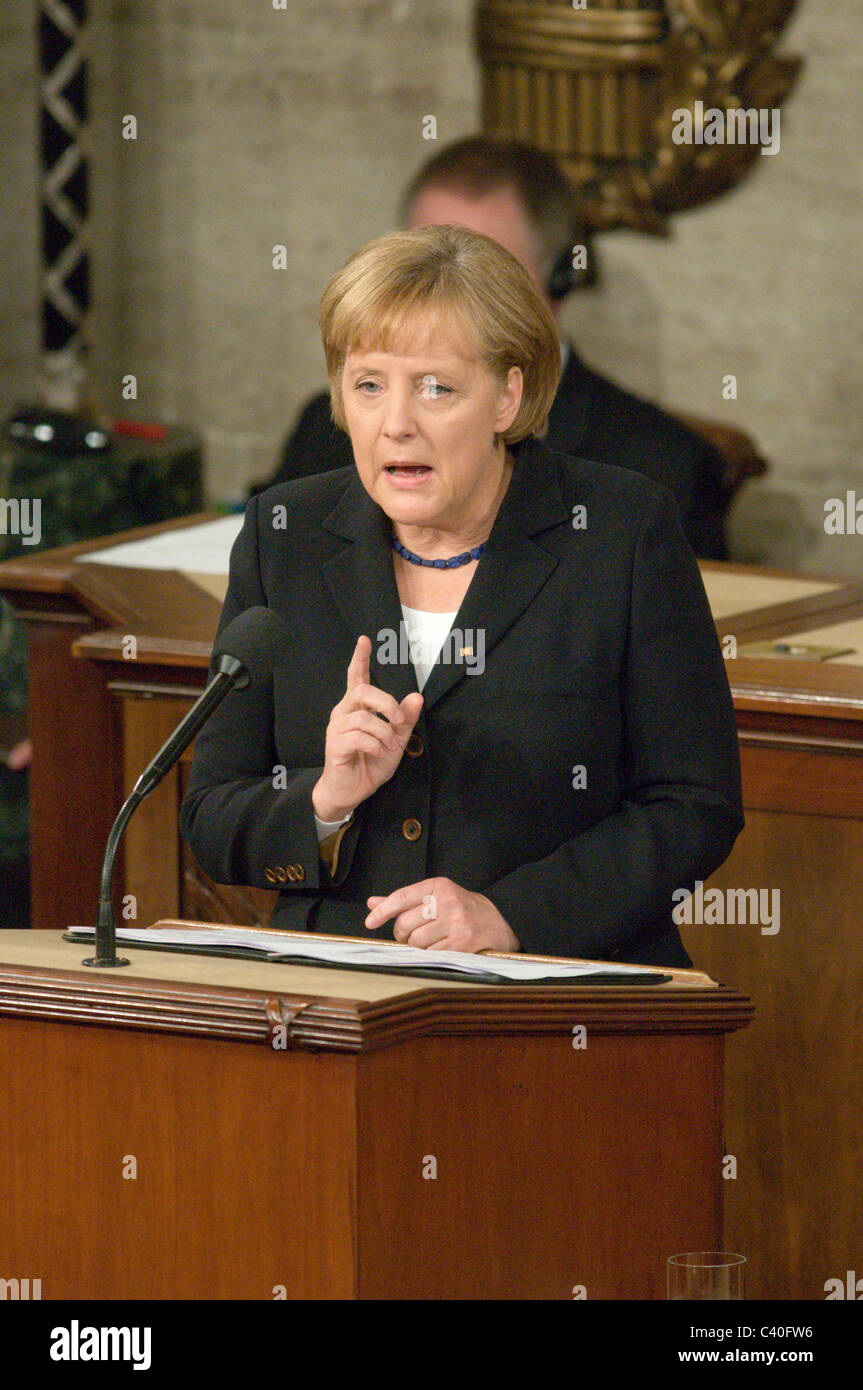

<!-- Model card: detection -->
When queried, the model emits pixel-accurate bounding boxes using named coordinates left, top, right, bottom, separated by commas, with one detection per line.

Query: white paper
left=71, top=924, right=659, bottom=982
left=77, top=516, right=243, bottom=575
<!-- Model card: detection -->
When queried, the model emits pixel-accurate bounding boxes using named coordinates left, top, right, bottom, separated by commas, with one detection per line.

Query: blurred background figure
left=262, top=137, right=738, bottom=559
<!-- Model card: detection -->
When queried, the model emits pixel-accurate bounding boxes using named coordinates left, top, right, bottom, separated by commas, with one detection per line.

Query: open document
left=68, top=922, right=677, bottom=985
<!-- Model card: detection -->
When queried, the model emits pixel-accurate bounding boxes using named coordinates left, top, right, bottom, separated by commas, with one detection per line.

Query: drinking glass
left=667, top=1251, right=746, bottom=1300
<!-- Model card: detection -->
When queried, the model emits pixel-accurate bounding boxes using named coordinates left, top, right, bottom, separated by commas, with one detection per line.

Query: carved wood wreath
left=476, top=0, right=802, bottom=232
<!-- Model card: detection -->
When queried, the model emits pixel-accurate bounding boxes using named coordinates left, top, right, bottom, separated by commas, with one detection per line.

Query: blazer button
left=265, top=868, right=277, bottom=884
left=405, top=733, right=424, bottom=757
left=287, top=865, right=297, bottom=882
left=402, top=817, right=422, bottom=841
left=275, top=866, right=288, bottom=883
left=294, top=864, right=306, bottom=882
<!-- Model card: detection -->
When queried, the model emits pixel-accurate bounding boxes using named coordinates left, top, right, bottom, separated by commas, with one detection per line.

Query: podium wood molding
left=0, top=958, right=753, bottom=1053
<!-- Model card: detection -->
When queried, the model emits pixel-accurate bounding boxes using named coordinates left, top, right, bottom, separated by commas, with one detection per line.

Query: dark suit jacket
left=263, top=347, right=728, bottom=560
left=181, top=438, right=743, bottom=968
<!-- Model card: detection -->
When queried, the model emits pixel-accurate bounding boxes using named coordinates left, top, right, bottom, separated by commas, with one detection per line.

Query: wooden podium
left=0, top=929, right=752, bottom=1300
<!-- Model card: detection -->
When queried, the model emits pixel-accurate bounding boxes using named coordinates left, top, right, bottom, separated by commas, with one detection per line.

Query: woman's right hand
left=312, top=635, right=424, bottom=821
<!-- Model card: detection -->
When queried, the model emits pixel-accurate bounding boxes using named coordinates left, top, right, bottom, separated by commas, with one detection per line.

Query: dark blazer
left=262, top=346, right=728, bottom=560
left=181, top=438, right=744, bottom=968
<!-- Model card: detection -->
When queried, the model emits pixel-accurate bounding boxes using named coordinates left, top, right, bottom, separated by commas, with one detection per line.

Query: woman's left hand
left=365, top=877, right=520, bottom=953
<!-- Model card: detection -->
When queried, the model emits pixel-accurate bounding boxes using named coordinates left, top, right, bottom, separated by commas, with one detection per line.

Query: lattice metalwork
left=38, top=0, right=90, bottom=404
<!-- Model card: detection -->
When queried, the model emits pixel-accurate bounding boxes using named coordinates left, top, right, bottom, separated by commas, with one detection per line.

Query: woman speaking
left=180, top=225, right=743, bottom=967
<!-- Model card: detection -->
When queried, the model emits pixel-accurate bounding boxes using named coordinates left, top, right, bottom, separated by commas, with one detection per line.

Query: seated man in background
left=263, top=136, right=729, bottom=560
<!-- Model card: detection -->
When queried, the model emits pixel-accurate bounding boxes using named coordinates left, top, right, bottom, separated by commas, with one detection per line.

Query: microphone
left=69, top=606, right=289, bottom=968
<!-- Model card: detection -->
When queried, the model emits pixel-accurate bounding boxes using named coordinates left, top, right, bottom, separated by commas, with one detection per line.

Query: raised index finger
left=346, top=634, right=371, bottom=692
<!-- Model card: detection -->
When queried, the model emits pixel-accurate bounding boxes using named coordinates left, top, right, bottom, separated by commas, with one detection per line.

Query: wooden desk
left=2, top=519, right=862, bottom=1299
left=0, top=929, right=751, bottom=1299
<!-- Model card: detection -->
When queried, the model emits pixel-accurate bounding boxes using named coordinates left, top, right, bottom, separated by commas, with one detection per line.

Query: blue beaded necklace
left=390, top=532, right=487, bottom=569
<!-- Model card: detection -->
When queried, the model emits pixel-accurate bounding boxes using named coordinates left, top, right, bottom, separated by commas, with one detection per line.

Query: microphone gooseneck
left=73, top=607, right=287, bottom=968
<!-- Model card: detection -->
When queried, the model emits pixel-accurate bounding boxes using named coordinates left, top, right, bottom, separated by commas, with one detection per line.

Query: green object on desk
left=0, top=425, right=203, bottom=562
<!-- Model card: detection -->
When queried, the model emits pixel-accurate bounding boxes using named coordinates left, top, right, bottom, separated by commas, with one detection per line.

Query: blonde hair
left=318, top=225, right=561, bottom=442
